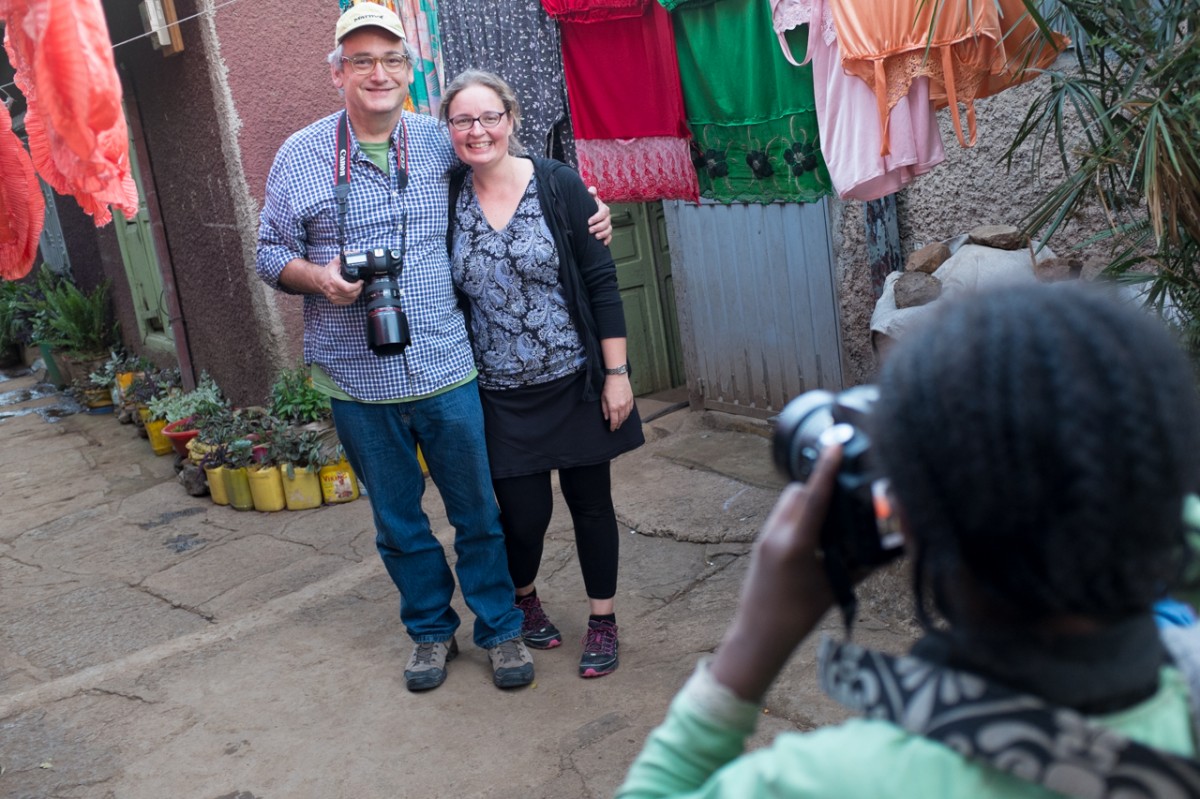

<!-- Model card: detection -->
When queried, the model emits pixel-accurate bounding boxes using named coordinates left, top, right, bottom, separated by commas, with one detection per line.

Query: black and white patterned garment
left=436, top=0, right=576, bottom=163
left=450, top=175, right=586, bottom=391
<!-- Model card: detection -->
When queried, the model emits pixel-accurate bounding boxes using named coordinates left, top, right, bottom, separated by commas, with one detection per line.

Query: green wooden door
left=609, top=202, right=683, bottom=396
left=113, top=106, right=174, bottom=354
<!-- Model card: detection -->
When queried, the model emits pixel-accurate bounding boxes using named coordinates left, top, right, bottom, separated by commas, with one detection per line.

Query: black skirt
left=479, top=370, right=645, bottom=479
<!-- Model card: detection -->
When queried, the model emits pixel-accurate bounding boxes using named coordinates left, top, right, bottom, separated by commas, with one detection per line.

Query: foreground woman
left=620, top=282, right=1200, bottom=797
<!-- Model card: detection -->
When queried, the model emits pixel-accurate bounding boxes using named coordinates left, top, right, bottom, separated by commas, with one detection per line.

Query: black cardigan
left=447, top=157, right=626, bottom=401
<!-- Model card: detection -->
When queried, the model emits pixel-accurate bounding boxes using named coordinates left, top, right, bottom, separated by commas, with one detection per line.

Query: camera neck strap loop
left=333, top=111, right=409, bottom=253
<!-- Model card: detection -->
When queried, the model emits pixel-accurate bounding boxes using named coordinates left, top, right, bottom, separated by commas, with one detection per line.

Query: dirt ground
left=0, top=369, right=918, bottom=798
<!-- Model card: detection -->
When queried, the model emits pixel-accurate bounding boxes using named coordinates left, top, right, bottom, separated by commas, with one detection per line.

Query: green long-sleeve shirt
left=617, top=660, right=1197, bottom=799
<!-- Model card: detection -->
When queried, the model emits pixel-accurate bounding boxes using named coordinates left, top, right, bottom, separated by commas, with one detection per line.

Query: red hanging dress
left=545, top=0, right=699, bottom=202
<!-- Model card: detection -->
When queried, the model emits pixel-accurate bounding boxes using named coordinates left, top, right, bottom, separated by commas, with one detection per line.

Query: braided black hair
left=872, top=282, right=1200, bottom=627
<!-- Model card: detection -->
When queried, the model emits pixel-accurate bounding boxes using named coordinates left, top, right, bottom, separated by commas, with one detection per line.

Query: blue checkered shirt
left=257, top=110, right=475, bottom=401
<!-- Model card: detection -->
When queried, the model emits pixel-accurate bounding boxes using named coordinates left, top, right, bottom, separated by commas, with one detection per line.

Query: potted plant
left=73, top=369, right=115, bottom=413
left=268, top=427, right=328, bottom=510
left=200, top=443, right=231, bottom=506
left=222, top=438, right=256, bottom=511
left=23, top=265, right=119, bottom=385
left=133, top=367, right=182, bottom=454
left=154, top=373, right=230, bottom=457
left=0, top=279, right=24, bottom=368
left=269, top=364, right=332, bottom=429
left=246, top=446, right=287, bottom=512
left=318, top=444, right=360, bottom=505
left=8, top=272, right=65, bottom=385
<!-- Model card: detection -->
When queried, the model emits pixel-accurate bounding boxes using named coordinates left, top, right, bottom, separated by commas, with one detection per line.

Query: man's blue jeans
left=331, top=380, right=522, bottom=649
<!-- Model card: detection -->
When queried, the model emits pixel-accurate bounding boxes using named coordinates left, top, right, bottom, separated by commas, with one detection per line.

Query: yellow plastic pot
left=248, top=465, right=286, bottom=512
left=144, top=418, right=174, bottom=456
left=205, top=465, right=229, bottom=505
left=281, top=464, right=323, bottom=510
left=188, top=439, right=213, bottom=466
left=319, top=459, right=360, bottom=504
left=223, top=467, right=254, bottom=511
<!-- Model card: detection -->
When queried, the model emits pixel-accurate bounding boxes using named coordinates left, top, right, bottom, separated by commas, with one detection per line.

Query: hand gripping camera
left=340, top=247, right=411, bottom=357
left=772, top=385, right=904, bottom=629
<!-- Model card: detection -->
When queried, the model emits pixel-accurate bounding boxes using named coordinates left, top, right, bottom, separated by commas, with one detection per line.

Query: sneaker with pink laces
left=579, top=618, right=619, bottom=678
left=516, top=593, right=562, bottom=649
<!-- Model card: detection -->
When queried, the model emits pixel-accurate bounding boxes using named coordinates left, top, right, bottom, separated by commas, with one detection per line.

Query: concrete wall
left=831, top=62, right=1112, bottom=387
left=88, top=0, right=347, bottom=404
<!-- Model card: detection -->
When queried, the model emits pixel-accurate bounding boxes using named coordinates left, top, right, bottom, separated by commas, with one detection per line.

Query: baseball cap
left=335, top=2, right=407, bottom=45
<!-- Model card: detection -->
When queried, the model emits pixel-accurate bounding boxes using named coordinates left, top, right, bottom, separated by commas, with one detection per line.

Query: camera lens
left=773, top=390, right=836, bottom=482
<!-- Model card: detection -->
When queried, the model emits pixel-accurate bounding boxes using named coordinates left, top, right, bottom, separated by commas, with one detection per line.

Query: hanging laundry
left=0, top=101, right=45, bottom=280
left=1, top=0, right=139, bottom=226
left=548, top=0, right=699, bottom=202
left=773, top=0, right=945, bottom=201
left=340, top=0, right=443, bottom=115
left=663, top=0, right=830, bottom=204
left=438, top=0, right=575, bottom=162
left=543, top=0, right=647, bottom=23
left=964, top=0, right=1070, bottom=105
left=828, top=0, right=1067, bottom=154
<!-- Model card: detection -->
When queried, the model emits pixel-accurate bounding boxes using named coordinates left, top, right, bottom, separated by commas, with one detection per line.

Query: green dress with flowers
left=665, top=0, right=831, bottom=204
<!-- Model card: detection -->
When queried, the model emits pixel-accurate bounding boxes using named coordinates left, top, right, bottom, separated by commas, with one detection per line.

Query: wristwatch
left=604, top=363, right=629, bottom=376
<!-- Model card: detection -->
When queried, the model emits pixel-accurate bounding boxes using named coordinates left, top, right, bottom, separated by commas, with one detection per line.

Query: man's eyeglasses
left=341, top=54, right=410, bottom=75
left=447, top=111, right=507, bottom=132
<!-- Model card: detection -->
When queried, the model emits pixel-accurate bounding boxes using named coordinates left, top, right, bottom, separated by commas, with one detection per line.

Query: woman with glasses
left=440, top=69, right=644, bottom=679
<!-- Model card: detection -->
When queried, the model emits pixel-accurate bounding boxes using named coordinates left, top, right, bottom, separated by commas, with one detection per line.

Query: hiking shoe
left=488, top=638, right=535, bottom=689
left=579, top=619, right=619, bottom=678
left=404, top=637, right=458, bottom=692
left=516, top=593, right=563, bottom=649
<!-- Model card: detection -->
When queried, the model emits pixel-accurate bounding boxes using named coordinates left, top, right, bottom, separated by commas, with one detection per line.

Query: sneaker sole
left=579, top=660, right=618, bottom=679
left=406, top=672, right=447, bottom=691
left=493, top=668, right=535, bottom=689
left=523, top=635, right=562, bottom=650
left=580, top=657, right=619, bottom=676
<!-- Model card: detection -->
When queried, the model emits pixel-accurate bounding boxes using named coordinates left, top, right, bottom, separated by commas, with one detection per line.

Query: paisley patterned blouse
left=450, top=175, right=586, bottom=391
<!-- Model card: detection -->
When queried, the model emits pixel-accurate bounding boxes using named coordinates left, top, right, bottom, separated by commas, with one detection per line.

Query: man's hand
left=587, top=187, right=613, bottom=246
left=709, top=447, right=842, bottom=703
left=319, top=256, right=363, bottom=305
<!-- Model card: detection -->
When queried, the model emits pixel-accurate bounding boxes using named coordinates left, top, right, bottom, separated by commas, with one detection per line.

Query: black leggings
left=492, top=461, right=618, bottom=600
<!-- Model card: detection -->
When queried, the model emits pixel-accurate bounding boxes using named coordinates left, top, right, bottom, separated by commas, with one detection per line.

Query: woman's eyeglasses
left=447, top=111, right=507, bottom=132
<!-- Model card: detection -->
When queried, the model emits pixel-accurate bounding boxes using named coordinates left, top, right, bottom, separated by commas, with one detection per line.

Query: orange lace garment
left=829, top=0, right=1067, bottom=154
left=0, top=100, right=45, bottom=280
left=2, top=0, right=139, bottom=227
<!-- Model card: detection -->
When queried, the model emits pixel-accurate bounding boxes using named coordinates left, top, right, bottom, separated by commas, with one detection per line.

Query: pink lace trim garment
left=576, top=137, right=699, bottom=203
left=774, top=0, right=945, bottom=200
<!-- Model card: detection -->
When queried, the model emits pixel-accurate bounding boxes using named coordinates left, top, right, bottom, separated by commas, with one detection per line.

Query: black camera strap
left=333, top=111, right=409, bottom=253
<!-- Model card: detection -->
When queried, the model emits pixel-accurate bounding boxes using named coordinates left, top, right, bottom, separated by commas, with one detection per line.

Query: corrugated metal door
left=663, top=199, right=842, bottom=419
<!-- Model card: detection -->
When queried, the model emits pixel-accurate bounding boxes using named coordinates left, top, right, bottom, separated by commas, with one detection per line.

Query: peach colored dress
left=826, top=0, right=1067, bottom=154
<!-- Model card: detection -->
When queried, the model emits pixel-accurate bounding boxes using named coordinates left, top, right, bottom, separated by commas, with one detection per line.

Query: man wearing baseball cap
left=256, top=1, right=612, bottom=694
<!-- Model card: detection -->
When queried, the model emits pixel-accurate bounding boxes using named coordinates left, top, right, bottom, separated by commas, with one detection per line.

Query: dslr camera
left=340, top=247, right=410, bottom=356
left=772, top=385, right=904, bottom=587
